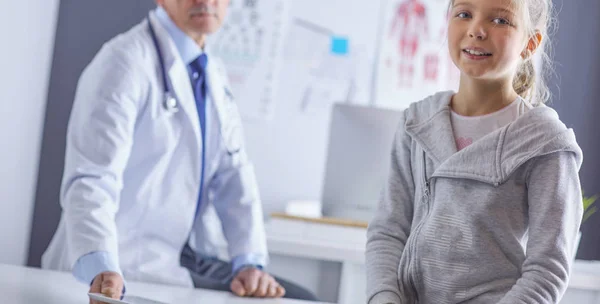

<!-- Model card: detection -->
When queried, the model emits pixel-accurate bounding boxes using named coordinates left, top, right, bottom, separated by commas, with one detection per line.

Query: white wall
left=0, top=0, right=60, bottom=265
left=239, top=1, right=382, bottom=301
left=245, top=0, right=382, bottom=212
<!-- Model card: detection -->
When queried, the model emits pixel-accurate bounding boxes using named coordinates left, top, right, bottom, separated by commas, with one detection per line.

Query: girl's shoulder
left=403, top=90, right=454, bottom=125
left=409, top=90, right=455, bottom=112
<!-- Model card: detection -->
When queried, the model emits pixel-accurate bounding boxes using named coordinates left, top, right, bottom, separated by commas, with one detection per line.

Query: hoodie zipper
left=423, top=151, right=431, bottom=205
left=407, top=152, right=432, bottom=302
left=421, top=152, right=430, bottom=202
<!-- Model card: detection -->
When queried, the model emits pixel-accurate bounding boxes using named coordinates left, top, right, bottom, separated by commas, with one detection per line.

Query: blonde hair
left=449, top=0, right=555, bottom=104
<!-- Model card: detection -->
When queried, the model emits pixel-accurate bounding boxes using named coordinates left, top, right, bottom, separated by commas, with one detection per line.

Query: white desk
left=0, top=264, right=331, bottom=304
left=264, top=217, right=366, bottom=304
left=263, top=217, right=600, bottom=304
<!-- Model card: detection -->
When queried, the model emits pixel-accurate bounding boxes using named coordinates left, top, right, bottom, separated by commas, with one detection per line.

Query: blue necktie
left=189, top=54, right=208, bottom=217
left=189, top=54, right=208, bottom=139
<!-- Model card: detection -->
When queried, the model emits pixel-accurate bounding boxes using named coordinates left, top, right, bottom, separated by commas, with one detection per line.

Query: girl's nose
left=468, top=23, right=487, bottom=40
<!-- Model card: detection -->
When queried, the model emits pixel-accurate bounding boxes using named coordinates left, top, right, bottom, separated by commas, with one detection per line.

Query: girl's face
left=448, top=0, right=528, bottom=82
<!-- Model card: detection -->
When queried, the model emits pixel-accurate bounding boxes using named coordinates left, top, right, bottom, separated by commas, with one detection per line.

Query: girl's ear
left=522, top=31, right=543, bottom=59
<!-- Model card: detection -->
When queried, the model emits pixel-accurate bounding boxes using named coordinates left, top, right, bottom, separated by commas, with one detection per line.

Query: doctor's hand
left=230, top=267, right=285, bottom=298
left=89, top=271, right=124, bottom=304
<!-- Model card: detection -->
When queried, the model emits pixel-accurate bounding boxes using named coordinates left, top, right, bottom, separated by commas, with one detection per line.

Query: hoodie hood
left=404, top=91, right=583, bottom=185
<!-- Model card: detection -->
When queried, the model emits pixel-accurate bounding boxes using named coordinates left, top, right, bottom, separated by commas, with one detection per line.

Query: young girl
left=366, top=0, right=583, bottom=303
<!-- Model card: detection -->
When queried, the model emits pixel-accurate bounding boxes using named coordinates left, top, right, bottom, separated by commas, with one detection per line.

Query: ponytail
left=513, top=59, right=536, bottom=101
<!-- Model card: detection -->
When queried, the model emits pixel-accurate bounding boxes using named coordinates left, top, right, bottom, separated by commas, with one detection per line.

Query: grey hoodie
left=366, top=91, right=583, bottom=304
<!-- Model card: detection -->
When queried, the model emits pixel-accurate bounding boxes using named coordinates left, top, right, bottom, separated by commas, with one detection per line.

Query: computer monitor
left=321, top=103, right=403, bottom=223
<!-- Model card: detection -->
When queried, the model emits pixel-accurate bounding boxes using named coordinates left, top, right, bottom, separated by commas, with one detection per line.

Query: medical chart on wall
left=210, top=0, right=460, bottom=119
left=207, top=0, right=290, bottom=121
left=374, top=0, right=460, bottom=110
left=283, top=19, right=363, bottom=113
left=280, top=0, right=381, bottom=114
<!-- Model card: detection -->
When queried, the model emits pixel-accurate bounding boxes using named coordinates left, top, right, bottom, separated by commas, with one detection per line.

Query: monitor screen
left=321, top=103, right=403, bottom=223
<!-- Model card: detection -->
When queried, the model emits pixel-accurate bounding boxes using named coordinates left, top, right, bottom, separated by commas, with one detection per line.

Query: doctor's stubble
left=156, top=0, right=230, bottom=46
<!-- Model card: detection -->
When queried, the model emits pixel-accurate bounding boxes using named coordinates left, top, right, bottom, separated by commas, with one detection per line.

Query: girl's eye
left=493, top=18, right=511, bottom=25
left=456, top=12, right=471, bottom=19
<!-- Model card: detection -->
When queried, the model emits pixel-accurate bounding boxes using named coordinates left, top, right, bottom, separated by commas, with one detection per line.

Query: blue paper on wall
left=331, top=36, right=349, bottom=55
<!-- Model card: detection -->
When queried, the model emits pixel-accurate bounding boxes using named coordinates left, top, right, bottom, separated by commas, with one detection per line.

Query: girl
left=366, top=0, right=583, bottom=303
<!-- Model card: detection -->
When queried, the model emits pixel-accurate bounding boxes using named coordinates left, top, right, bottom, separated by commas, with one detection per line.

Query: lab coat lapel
left=148, top=12, right=202, bottom=151
left=168, top=63, right=202, bottom=144
left=206, top=57, right=228, bottom=129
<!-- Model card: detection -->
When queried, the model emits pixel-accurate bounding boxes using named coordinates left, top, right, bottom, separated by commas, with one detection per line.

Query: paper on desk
left=88, top=293, right=168, bottom=304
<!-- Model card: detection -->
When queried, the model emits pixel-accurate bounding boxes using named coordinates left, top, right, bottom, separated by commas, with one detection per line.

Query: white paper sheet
left=207, top=0, right=290, bottom=121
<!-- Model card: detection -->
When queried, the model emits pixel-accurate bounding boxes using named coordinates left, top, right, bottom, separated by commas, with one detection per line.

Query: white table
left=262, top=217, right=600, bottom=304
left=0, top=264, right=331, bottom=304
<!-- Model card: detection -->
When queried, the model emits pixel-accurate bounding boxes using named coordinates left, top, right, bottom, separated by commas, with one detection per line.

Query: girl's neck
left=452, top=75, right=520, bottom=117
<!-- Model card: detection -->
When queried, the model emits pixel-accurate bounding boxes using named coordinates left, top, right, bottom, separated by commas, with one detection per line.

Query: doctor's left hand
left=89, top=271, right=124, bottom=304
left=230, top=267, right=285, bottom=298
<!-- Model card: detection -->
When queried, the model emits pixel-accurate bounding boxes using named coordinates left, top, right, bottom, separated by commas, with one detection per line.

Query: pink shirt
left=451, top=97, right=528, bottom=150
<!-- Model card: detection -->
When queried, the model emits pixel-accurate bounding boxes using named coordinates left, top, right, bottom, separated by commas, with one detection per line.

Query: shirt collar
left=154, top=6, right=204, bottom=65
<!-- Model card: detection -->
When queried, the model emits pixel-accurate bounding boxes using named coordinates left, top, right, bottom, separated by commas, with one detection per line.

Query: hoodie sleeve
left=366, top=111, right=416, bottom=304
left=497, top=152, right=583, bottom=304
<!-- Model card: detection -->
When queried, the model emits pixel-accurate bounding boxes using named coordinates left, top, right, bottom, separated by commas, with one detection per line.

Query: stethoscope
left=147, top=15, right=179, bottom=114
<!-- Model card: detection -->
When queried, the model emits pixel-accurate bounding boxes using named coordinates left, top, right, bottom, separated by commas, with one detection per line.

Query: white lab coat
left=41, top=12, right=267, bottom=287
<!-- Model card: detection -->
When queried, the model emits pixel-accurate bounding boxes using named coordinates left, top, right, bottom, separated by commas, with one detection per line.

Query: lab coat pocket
left=221, top=97, right=244, bottom=155
left=224, top=123, right=243, bottom=155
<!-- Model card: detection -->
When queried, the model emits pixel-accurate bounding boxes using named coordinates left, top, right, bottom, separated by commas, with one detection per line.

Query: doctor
left=42, top=0, right=317, bottom=302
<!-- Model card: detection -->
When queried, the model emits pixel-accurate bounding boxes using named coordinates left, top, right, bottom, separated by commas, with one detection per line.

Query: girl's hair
left=449, top=0, right=556, bottom=104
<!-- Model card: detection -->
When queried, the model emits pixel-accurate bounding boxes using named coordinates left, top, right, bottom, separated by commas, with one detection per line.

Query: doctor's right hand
left=230, top=267, right=285, bottom=298
left=89, top=271, right=124, bottom=304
